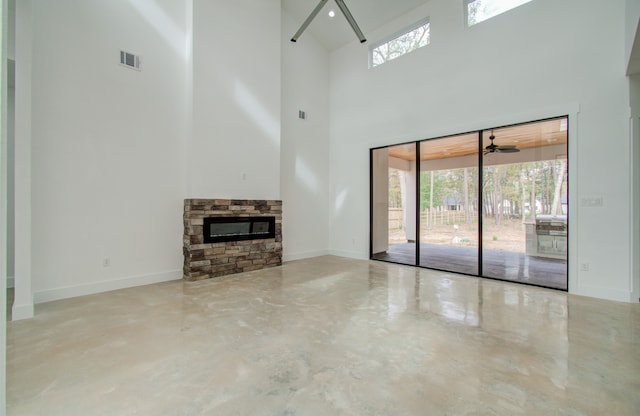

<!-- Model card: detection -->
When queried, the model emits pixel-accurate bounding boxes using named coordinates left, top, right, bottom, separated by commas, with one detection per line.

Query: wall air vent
left=119, top=50, right=140, bottom=71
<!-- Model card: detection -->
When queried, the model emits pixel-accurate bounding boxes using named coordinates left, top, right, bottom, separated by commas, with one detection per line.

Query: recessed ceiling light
left=328, top=10, right=336, bottom=18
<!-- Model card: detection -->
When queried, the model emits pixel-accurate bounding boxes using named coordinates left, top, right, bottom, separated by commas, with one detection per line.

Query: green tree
left=388, top=169, right=402, bottom=208
left=467, top=0, right=481, bottom=25
left=372, top=23, right=430, bottom=66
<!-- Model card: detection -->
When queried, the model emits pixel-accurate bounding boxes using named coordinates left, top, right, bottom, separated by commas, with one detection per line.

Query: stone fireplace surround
left=183, top=199, right=282, bottom=281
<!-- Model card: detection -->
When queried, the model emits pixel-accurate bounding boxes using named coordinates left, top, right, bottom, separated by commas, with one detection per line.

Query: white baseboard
left=283, top=249, right=330, bottom=262
left=572, top=284, right=634, bottom=303
left=7, top=275, right=14, bottom=289
left=12, top=302, right=34, bottom=320
left=328, top=249, right=369, bottom=261
left=34, top=269, right=183, bottom=304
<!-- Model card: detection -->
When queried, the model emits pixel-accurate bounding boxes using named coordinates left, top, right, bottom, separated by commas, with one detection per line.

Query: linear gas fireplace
left=183, top=199, right=282, bottom=281
left=204, top=216, right=275, bottom=243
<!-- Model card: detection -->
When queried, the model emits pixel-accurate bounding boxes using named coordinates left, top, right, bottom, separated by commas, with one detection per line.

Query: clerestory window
left=369, top=18, right=430, bottom=68
left=466, top=0, right=533, bottom=26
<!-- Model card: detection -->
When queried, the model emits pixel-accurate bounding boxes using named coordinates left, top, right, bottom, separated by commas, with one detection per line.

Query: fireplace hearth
left=183, top=199, right=282, bottom=281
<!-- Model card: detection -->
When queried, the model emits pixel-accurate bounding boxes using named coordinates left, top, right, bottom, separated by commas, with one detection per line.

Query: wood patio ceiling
left=387, top=118, right=568, bottom=161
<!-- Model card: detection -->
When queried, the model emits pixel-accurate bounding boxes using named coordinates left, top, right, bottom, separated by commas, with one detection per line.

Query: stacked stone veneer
left=183, top=199, right=282, bottom=281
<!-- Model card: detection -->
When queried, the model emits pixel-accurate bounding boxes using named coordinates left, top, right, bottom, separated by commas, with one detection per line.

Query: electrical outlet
left=103, top=257, right=111, bottom=267
left=581, top=197, right=604, bottom=207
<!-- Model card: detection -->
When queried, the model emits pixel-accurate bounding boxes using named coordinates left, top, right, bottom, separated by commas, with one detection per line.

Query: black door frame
left=369, top=115, right=569, bottom=291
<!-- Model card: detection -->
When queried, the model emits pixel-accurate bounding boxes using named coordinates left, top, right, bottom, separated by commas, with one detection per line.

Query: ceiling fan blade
left=497, top=147, right=520, bottom=153
left=334, top=0, right=367, bottom=43
left=291, top=0, right=329, bottom=42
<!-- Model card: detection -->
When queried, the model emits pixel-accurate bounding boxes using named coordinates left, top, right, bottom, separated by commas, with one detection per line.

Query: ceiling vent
left=119, top=50, right=140, bottom=71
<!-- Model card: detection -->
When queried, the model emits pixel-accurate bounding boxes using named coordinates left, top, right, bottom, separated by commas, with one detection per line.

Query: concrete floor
left=6, top=256, right=640, bottom=415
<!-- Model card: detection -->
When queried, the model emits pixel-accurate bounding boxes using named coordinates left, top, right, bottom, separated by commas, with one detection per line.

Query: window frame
left=368, top=17, right=431, bottom=69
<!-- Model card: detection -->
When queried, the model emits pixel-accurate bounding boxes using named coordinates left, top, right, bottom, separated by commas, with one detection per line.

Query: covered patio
left=372, top=242, right=567, bottom=290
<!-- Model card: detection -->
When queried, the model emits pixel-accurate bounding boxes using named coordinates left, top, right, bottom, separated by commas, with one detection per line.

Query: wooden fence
left=388, top=207, right=474, bottom=231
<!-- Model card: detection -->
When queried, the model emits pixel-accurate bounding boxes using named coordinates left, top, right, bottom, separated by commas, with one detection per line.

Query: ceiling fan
left=484, top=131, right=520, bottom=154
left=291, top=0, right=367, bottom=44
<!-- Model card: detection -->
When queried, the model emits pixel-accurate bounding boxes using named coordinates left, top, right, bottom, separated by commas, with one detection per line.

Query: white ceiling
left=282, top=0, right=431, bottom=51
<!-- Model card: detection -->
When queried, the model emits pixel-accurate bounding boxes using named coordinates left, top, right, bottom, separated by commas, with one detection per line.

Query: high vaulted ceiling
left=282, top=0, right=430, bottom=51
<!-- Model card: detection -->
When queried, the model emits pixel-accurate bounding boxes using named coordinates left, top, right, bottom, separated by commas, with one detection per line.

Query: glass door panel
left=419, top=134, right=479, bottom=275
left=371, top=143, right=417, bottom=265
left=481, top=118, right=568, bottom=290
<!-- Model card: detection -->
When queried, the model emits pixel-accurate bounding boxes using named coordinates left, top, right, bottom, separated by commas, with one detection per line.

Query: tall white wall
left=626, top=0, right=640, bottom=67
left=1, top=0, right=8, bottom=410
left=6, top=84, right=12, bottom=287
left=5, top=0, right=14, bottom=290
left=630, top=74, right=640, bottom=304
left=627, top=0, right=640, bottom=304
left=280, top=11, right=331, bottom=261
left=13, top=0, right=32, bottom=318
left=329, top=0, right=634, bottom=301
left=27, top=0, right=188, bottom=302
left=189, top=0, right=281, bottom=199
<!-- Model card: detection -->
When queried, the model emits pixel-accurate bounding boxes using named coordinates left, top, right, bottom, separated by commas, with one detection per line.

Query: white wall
left=6, top=83, right=12, bottom=288
left=13, top=0, right=32, bottom=318
left=628, top=0, right=640, bottom=304
left=1, top=0, right=8, bottom=410
left=629, top=72, right=640, bottom=303
left=280, top=11, right=331, bottom=261
left=26, top=0, right=188, bottom=302
left=5, top=0, right=11, bottom=60
left=626, top=0, right=640, bottom=69
left=15, top=0, right=285, bottom=305
left=189, top=0, right=281, bottom=200
left=329, top=0, right=634, bottom=301
left=4, top=1, right=13, bottom=290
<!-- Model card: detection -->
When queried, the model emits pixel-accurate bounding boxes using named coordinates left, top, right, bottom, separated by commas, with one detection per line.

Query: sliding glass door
left=481, top=119, right=568, bottom=289
left=370, top=117, right=568, bottom=290
left=419, top=133, right=479, bottom=275
left=371, top=143, right=417, bottom=266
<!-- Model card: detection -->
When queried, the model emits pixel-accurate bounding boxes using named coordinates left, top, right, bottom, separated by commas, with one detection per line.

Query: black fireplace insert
left=203, top=216, right=276, bottom=243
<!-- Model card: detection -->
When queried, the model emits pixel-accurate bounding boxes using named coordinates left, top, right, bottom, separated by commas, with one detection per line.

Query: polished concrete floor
left=7, top=256, right=640, bottom=415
